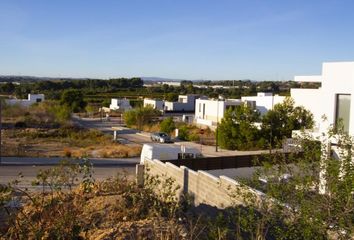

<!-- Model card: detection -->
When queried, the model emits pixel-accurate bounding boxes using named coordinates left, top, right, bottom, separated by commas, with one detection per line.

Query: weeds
left=0, top=161, right=204, bottom=239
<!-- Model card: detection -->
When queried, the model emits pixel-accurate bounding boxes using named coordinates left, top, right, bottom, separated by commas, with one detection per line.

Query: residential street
left=0, top=165, right=135, bottom=191
left=73, top=116, right=274, bottom=157
left=0, top=156, right=139, bottom=189
left=0, top=157, right=140, bottom=166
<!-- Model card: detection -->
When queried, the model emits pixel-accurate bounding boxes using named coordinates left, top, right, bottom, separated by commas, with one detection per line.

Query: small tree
left=261, top=97, right=314, bottom=146
left=165, top=93, right=178, bottom=102
left=229, top=127, right=354, bottom=239
left=123, top=106, right=160, bottom=130
left=218, top=105, right=261, bottom=150
left=85, top=104, right=96, bottom=117
left=60, top=89, right=87, bottom=113
left=160, top=117, right=176, bottom=134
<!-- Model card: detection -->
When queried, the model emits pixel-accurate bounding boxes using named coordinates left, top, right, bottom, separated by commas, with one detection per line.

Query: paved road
left=72, top=116, right=275, bottom=157
left=0, top=157, right=140, bottom=166
left=72, top=115, right=152, bottom=144
left=0, top=165, right=135, bottom=190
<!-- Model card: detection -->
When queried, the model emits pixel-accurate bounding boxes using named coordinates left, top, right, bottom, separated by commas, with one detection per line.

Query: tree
left=230, top=128, right=354, bottom=239
left=165, top=92, right=178, bottom=102
left=160, top=117, right=176, bottom=134
left=60, top=89, right=87, bottom=113
left=123, top=106, right=160, bottom=130
left=85, top=104, right=96, bottom=117
left=218, top=105, right=261, bottom=150
left=261, top=97, right=313, bottom=147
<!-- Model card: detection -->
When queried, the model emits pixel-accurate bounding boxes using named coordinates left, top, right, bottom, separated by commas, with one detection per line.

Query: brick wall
left=144, top=159, right=264, bottom=209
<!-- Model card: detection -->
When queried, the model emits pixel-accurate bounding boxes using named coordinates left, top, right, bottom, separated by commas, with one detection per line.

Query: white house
left=109, top=98, right=132, bottom=111
left=5, top=94, right=45, bottom=107
left=241, top=92, right=286, bottom=115
left=164, top=94, right=206, bottom=112
left=195, top=98, right=243, bottom=128
left=291, top=61, right=354, bottom=135
left=143, top=99, right=164, bottom=111
left=290, top=61, right=354, bottom=194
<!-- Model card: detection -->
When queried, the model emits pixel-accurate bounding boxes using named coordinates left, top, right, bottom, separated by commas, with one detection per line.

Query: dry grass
left=70, top=144, right=142, bottom=158
left=142, top=123, right=161, bottom=133
left=1, top=167, right=200, bottom=240
left=2, top=128, right=142, bottom=158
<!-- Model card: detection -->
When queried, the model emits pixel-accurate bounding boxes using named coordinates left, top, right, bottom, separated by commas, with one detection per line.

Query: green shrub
left=160, top=117, right=176, bottom=134
left=177, top=125, right=189, bottom=140
left=123, top=106, right=160, bottom=130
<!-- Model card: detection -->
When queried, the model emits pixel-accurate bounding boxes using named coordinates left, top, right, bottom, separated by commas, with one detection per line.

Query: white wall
left=195, top=99, right=242, bottom=127
left=291, top=88, right=323, bottom=130
left=109, top=98, right=132, bottom=111
left=164, top=95, right=200, bottom=111
left=5, top=94, right=45, bottom=107
left=291, top=62, right=354, bottom=135
left=241, top=93, right=286, bottom=115
left=144, top=99, right=164, bottom=110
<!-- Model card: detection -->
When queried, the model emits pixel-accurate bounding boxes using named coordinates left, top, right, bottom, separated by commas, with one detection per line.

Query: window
left=335, top=94, right=351, bottom=132
left=202, top=104, right=205, bottom=119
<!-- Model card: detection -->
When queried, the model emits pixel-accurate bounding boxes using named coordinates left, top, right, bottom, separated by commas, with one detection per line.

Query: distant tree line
left=0, top=78, right=144, bottom=99
left=0, top=77, right=321, bottom=106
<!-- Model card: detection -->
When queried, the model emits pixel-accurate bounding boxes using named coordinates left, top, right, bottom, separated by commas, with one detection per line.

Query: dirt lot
left=2, top=127, right=141, bottom=158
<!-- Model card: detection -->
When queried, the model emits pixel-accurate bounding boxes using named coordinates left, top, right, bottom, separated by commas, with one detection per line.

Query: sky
left=0, top=0, right=354, bottom=81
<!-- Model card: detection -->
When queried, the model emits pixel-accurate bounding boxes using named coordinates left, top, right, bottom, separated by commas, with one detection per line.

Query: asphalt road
left=72, top=115, right=152, bottom=144
left=0, top=165, right=136, bottom=190
left=72, top=116, right=273, bottom=157
left=0, top=157, right=140, bottom=166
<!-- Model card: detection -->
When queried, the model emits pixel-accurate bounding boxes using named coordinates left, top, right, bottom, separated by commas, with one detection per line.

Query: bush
left=160, top=117, right=176, bottom=134
left=60, top=89, right=87, bottom=113
left=177, top=125, right=189, bottom=140
left=123, top=106, right=160, bottom=130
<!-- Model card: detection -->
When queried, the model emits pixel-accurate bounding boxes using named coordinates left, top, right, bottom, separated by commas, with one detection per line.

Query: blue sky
left=0, top=0, right=354, bottom=80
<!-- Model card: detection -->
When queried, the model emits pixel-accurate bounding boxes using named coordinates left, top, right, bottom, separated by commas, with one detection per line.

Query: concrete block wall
left=145, top=159, right=263, bottom=209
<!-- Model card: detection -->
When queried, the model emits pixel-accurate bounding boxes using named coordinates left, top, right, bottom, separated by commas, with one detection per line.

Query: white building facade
left=143, top=99, right=164, bottom=111
left=241, top=92, right=286, bottom=115
left=145, top=94, right=205, bottom=112
left=109, top=98, right=132, bottom=111
left=164, top=95, right=202, bottom=112
left=5, top=94, right=45, bottom=107
left=194, top=98, right=243, bottom=128
left=291, top=62, right=354, bottom=135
